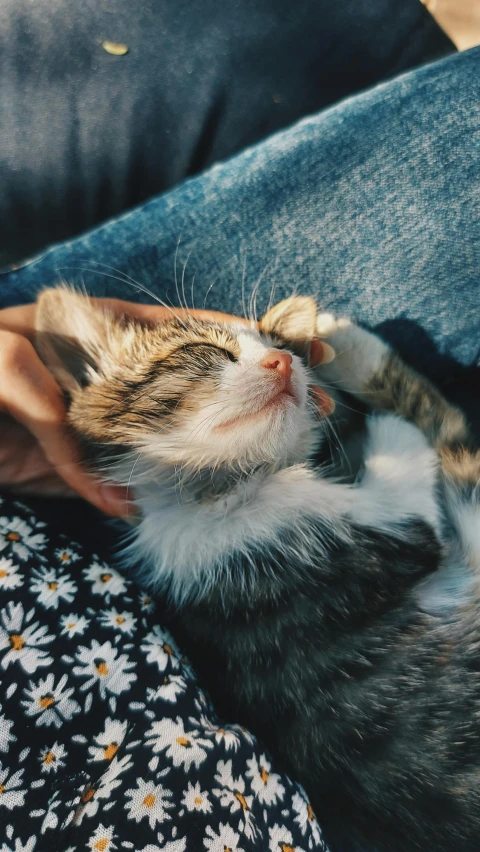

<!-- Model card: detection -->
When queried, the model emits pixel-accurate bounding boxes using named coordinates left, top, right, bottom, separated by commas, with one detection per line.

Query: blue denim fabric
left=2, top=49, right=479, bottom=407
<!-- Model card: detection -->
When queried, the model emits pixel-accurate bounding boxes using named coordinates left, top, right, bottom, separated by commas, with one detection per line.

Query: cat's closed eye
left=178, top=342, right=238, bottom=363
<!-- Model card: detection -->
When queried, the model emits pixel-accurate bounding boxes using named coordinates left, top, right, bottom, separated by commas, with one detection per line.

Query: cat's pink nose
left=261, top=350, right=293, bottom=380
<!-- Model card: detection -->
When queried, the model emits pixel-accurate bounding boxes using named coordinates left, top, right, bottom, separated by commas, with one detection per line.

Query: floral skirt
left=0, top=494, right=329, bottom=852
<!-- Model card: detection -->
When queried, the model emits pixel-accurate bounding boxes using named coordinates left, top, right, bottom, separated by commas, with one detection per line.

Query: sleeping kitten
left=35, top=287, right=480, bottom=852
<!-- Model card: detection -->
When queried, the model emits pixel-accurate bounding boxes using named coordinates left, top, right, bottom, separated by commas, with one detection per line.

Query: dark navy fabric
left=0, top=0, right=453, bottom=267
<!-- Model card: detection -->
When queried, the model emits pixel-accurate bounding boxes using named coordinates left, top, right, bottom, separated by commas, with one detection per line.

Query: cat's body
left=35, top=288, right=480, bottom=851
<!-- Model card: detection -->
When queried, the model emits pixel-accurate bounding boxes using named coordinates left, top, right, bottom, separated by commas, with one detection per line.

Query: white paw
left=315, top=312, right=351, bottom=338
left=314, top=314, right=388, bottom=396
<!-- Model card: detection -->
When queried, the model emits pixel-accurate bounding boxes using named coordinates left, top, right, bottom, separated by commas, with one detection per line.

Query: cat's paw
left=315, top=312, right=351, bottom=338
left=314, top=312, right=389, bottom=397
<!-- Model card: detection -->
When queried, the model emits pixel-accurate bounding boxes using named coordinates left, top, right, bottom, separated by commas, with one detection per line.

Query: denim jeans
left=1, top=48, right=479, bottom=425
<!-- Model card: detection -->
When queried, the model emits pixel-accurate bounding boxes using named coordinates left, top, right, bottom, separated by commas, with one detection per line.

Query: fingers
left=96, top=298, right=251, bottom=327
left=310, top=384, right=336, bottom=417
left=0, top=330, right=129, bottom=516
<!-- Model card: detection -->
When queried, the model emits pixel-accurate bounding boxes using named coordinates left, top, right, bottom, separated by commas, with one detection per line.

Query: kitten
left=35, top=287, right=480, bottom=852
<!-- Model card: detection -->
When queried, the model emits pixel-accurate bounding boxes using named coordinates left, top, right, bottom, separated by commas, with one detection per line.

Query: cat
left=35, top=286, right=480, bottom=851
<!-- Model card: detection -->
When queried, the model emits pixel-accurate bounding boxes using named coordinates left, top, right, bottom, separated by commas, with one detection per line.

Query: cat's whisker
left=241, top=251, right=248, bottom=322
left=58, top=264, right=191, bottom=328
left=181, top=250, right=192, bottom=310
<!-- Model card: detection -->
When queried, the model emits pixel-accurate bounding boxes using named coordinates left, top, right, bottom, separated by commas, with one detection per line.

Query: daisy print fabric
left=0, top=494, right=330, bottom=852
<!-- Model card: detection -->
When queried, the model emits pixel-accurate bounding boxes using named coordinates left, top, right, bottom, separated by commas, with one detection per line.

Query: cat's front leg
left=350, top=413, right=441, bottom=537
left=314, top=312, right=469, bottom=452
left=315, top=312, right=388, bottom=399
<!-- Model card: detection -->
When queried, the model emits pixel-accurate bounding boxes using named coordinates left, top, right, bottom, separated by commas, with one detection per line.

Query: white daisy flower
left=30, top=567, right=77, bottom=610
left=77, top=755, right=132, bottom=823
left=0, top=762, right=25, bottom=811
left=125, top=777, right=173, bottom=830
left=137, top=841, right=187, bottom=852
left=0, top=835, right=36, bottom=852
left=0, top=705, right=15, bottom=753
left=21, top=673, right=81, bottom=728
left=181, top=781, right=212, bottom=814
left=138, top=592, right=155, bottom=613
left=212, top=760, right=253, bottom=814
left=0, top=557, right=23, bottom=590
left=141, top=626, right=181, bottom=673
left=203, top=823, right=244, bottom=852
left=0, top=516, right=46, bottom=561
left=268, top=824, right=305, bottom=852
left=54, top=547, right=81, bottom=566
left=195, top=716, right=242, bottom=752
left=246, top=753, right=285, bottom=806
left=147, top=675, right=187, bottom=704
left=144, top=716, right=213, bottom=772
left=88, top=718, right=128, bottom=762
left=83, top=562, right=127, bottom=600
left=60, top=613, right=90, bottom=638
left=292, top=790, right=324, bottom=845
left=72, top=640, right=136, bottom=698
left=39, top=790, right=61, bottom=833
left=39, top=742, right=67, bottom=774
left=87, top=824, right=116, bottom=852
left=0, top=601, right=53, bottom=674
left=98, top=608, right=137, bottom=635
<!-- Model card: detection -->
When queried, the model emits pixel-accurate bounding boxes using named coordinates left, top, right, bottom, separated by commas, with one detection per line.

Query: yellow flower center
left=307, top=803, right=314, bottom=821
left=260, top=766, right=269, bottom=784
left=67, top=623, right=76, bottom=629
left=96, top=661, right=109, bottom=676
left=94, top=840, right=109, bottom=852
left=9, top=634, right=24, bottom=651
left=0, top=785, right=4, bottom=795
left=235, top=792, right=249, bottom=810
left=82, top=788, right=96, bottom=803
left=39, top=694, right=55, bottom=709
left=281, top=846, right=295, bottom=852
left=48, top=582, right=58, bottom=591
left=44, top=751, right=56, bottom=764
left=0, top=569, right=8, bottom=578
left=104, top=743, right=118, bottom=761
left=194, top=796, right=203, bottom=806
left=176, top=736, right=191, bottom=748
left=163, top=643, right=173, bottom=656
left=100, top=573, right=112, bottom=583
left=6, top=532, right=20, bottom=542
left=60, top=552, right=70, bottom=562
left=142, top=793, right=156, bottom=808
left=143, top=597, right=151, bottom=605
left=115, top=616, right=125, bottom=625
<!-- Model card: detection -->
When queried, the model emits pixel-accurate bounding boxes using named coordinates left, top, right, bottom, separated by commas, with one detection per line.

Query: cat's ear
left=260, top=296, right=318, bottom=350
left=35, top=287, right=115, bottom=393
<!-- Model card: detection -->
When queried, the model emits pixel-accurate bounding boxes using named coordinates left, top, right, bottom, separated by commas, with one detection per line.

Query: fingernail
left=319, top=341, right=335, bottom=365
left=309, top=339, right=335, bottom=367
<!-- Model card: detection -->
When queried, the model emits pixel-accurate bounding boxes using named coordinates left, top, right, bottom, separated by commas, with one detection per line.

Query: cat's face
left=35, top=289, right=326, bottom=479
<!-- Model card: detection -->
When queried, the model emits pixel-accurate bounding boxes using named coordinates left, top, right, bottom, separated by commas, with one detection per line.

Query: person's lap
left=0, top=47, right=479, bottom=851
